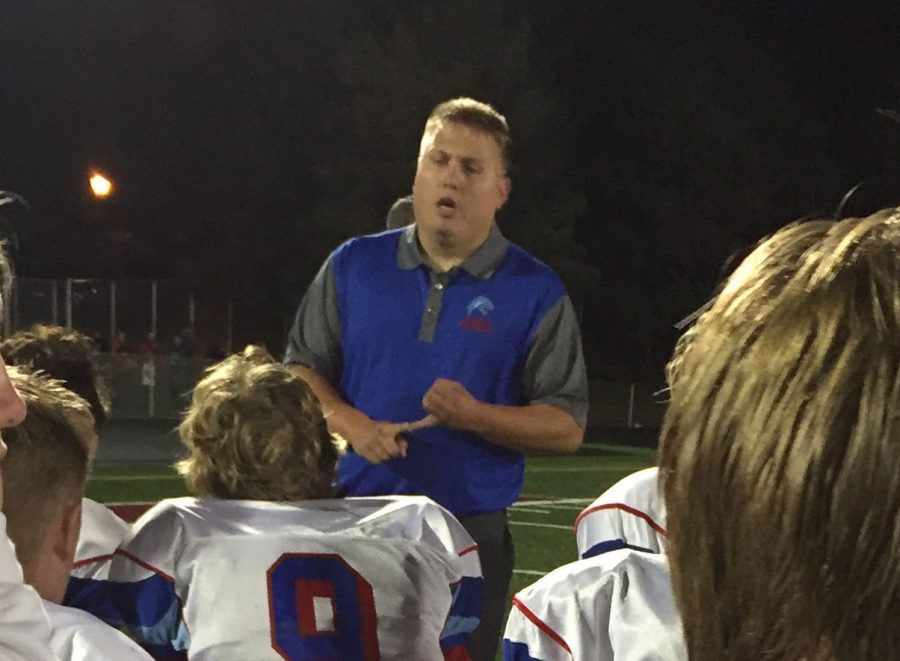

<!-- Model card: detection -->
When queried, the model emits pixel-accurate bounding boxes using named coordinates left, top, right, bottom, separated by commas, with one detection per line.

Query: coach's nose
left=0, top=357, right=26, bottom=430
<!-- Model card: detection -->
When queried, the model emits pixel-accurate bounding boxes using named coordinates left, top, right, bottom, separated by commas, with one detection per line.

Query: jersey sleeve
left=418, top=500, right=485, bottom=660
left=283, top=254, right=343, bottom=385
left=522, top=295, right=588, bottom=427
left=64, top=502, right=190, bottom=657
left=380, top=497, right=484, bottom=659
left=0, top=514, right=57, bottom=661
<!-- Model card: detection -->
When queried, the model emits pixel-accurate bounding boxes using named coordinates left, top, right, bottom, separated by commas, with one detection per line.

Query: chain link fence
left=96, top=353, right=212, bottom=420
left=9, top=278, right=666, bottom=427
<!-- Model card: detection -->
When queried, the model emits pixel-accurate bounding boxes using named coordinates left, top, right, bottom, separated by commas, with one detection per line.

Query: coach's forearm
left=288, top=365, right=375, bottom=442
left=466, top=402, right=584, bottom=455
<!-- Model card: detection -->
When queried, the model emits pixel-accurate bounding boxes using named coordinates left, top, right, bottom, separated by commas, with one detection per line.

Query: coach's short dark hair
left=423, top=97, right=511, bottom=170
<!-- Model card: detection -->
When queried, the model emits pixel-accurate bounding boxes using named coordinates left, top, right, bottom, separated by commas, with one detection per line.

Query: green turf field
left=86, top=442, right=656, bottom=660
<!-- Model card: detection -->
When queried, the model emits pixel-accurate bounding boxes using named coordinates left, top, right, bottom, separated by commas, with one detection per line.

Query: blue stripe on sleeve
left=502, top=639, right=545, bottom=661
left=581, top=538, right=655, bottom=559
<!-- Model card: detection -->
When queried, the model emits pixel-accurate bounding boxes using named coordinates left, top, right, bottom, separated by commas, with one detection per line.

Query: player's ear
left=30, top=501, right=82, bottom=604
left=54, top=501, right=82, bottom=567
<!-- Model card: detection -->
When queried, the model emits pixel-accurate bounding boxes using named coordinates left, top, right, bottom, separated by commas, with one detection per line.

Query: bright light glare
left=89, top=172, right=113, bottom=198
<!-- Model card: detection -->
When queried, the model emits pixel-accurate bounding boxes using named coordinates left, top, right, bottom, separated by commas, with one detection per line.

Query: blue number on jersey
left=267, top=552, right=380, bottom=660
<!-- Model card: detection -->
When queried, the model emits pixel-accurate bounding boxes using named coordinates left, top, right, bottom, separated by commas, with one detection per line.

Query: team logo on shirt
left=459, top=296, right=494, bottom=333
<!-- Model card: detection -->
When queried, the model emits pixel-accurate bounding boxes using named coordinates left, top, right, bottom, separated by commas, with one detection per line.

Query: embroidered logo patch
left=459, top=296, right=494, bottom=333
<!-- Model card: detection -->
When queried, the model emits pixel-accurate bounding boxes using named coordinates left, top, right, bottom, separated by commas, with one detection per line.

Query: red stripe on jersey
left=572, top=503, right=667, bottom=538
left=114, top=549, right=176, bottom=583
left=511, top=596, right=573, bottom=657
left=458, top=544, right=479, bottom=557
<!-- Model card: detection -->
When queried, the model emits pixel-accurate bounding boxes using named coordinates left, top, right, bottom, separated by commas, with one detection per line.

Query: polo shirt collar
left=397, top=223, right=509, bottom=279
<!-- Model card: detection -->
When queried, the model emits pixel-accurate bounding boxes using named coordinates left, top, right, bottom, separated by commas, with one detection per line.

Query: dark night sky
left=0, top=0, right=898, bottom=366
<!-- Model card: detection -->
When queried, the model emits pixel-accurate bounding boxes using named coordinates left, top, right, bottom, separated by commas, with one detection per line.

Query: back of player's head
left=422, top=97, right=511, bottom=171
left=659, top=208, right=900, bottom=660
left=0, top=324, right=110, bottom=427
left=177, top=345, right=342, bottom=501
left=386, top=195, right=415, bottom=230
left=2, top=367, right=98, bottom=568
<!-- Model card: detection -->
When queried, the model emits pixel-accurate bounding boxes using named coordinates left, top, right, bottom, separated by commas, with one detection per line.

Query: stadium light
left=89, top=171, right=114, bottom=199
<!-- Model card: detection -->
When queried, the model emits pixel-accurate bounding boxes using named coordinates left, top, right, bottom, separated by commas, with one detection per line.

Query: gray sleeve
left=522, top=295, right=589, bottom=428
left=283, top=256, right=342, bottom=386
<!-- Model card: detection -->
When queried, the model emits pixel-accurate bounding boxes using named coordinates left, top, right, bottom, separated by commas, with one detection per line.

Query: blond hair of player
left=176, top=344, right=342, bottom=501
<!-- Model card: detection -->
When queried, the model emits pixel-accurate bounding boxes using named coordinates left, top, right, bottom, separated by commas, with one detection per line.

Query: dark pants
left=458, top=510, right=515, bottom=661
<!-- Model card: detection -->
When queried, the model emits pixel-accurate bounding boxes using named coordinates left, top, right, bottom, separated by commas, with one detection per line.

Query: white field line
left=513, top=569, right=546, bottom=577
left=512, top=497, right=592, bottom=508
left=509, top=508, right=552, bottom=515
left=526, top=465, right=648, bottom=473
left=508, top=521, right=572, bottom=531
left=531, top=503, right=587, bottom=511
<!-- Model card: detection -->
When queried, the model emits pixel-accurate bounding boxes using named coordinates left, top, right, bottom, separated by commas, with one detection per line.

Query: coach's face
left=413, top=121, right=510, bottom=258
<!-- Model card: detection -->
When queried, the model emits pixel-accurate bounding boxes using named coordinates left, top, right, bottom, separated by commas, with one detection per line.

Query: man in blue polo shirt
left=286, top=97, right=587, bottom=660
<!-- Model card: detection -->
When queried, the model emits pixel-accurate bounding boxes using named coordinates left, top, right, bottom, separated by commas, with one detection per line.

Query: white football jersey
left=67, top=495, right=482, bottom=661
left=0, top=514, right=56, bottom=661
left=44, top=600, right=153, bottom=661
left=503, top=550, right=686, bottom=661
left=574, top=467, right=666, bottom=558
left=73, top=498, right=130, bottom=578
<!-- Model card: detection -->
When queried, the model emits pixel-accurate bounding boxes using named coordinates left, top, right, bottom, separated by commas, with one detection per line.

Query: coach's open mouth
left=437, top=197, right=457, bottom=217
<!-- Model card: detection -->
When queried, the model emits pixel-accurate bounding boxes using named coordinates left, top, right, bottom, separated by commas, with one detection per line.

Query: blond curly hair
left=660, top=208, right=900, bottom=660
left=176, top=345, right=343, bottom=501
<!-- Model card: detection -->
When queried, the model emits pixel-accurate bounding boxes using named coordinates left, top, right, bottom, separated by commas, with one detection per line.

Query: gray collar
left=397, top=223, right=509, bottom=279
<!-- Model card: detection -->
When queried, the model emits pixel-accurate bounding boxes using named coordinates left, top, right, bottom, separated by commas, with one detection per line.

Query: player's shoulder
left=346, top=496, right=472, bottom=545
left=134, top=496, right=198, bottom=520
left=602, top=467, right=660, bottom=500
left=129, top=496, right=202, bottom=537
left=576, top=467, right=665, bottom=531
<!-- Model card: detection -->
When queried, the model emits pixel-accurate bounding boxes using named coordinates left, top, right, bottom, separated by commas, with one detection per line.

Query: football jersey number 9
left=267, top=552, right=380, bottom=660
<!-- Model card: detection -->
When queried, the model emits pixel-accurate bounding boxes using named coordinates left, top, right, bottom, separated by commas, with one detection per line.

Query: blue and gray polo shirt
left=285, top=224, right=587, bottom=517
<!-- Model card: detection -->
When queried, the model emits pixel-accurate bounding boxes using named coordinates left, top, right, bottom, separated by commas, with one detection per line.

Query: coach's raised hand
left=422, top=378, right=482, bottom=430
